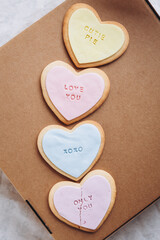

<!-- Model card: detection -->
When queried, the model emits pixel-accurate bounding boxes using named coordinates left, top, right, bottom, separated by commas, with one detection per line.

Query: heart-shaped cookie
left=37, top=121, right=104, bottom=181
left=41, top=61, right=110, bottom=125
left=49, top=170, right=116, bottom=232
left=63, top=3, right=129, bottom=68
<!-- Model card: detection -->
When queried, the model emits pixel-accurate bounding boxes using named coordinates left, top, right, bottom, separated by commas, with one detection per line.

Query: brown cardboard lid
left=0, top=0, right=160, bottom=239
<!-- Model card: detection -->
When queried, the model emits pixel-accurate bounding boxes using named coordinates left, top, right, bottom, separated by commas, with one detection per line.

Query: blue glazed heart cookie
left=37, top=121, right=105, bottom=181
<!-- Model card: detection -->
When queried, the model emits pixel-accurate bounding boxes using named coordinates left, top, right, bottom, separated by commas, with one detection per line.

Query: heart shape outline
left=49, top=170, right=116, bottom=232
left=41, top=61, right=110, bottom=125
left=37, top=121, right=105, bottom=181
left=63, top=3, right=129, bottom=68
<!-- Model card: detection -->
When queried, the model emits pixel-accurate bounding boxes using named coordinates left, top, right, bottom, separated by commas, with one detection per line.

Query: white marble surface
left=148, top=0, right=160, bottom=16
left=0, top=0, right=160, bottom=240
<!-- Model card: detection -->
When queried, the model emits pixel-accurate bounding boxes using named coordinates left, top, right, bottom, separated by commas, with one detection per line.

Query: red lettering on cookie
left=66, top=93, right=70, bottom=98
left=69, top=85, right=73, bottom=91
left=71, top=94, right=75, bottom=100
left=88, top=203, right=92, bottom=208
left=74, top=86, right=79, bottom=90
left=88, top=195, right=92, bottom=200
left=74, top=200, right=78, bottom=205
left=76, top=95, right=81, bottom=100
left=83, top=205, right=88, bottom=210
left=80, top=87, right=84, bottom=92
left=64, top=84, right=68, bottom=90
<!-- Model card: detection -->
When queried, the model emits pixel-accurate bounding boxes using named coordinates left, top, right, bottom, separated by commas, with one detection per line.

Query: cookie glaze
left=45, top=66, right=105, bottom=120
left=42, top=123, right=101, bottom=178
left=68, top=8, right=125, bottom=63
left=54, top=175, right=112, bottom=230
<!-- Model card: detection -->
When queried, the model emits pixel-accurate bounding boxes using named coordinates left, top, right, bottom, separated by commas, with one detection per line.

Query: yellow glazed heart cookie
left=63, top=3, right=129, bottom=68
left=49, top=170, right=116, bottom=232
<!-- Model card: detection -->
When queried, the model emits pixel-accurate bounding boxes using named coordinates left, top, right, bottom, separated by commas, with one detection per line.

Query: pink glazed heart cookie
left=49, top=170, right=116, bottom=232
left=41, top=61, right=110, bottom=125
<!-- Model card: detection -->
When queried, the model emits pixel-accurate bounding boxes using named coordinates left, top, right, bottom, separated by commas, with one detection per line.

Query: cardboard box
left=0, top=0, right=160, bottom=239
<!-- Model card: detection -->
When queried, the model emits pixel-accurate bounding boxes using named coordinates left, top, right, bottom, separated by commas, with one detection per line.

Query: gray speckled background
left=0, top=1, right=160, bottom=239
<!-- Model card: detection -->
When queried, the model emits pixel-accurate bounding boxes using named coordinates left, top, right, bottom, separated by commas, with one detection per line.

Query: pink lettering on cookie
left=73, top=193, right=93, bottom=226
left=64, top=84, right=84, bottom=101
left=73, top=195, right=93, bottom=208
left=45, top=66, right=105, bottom=121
